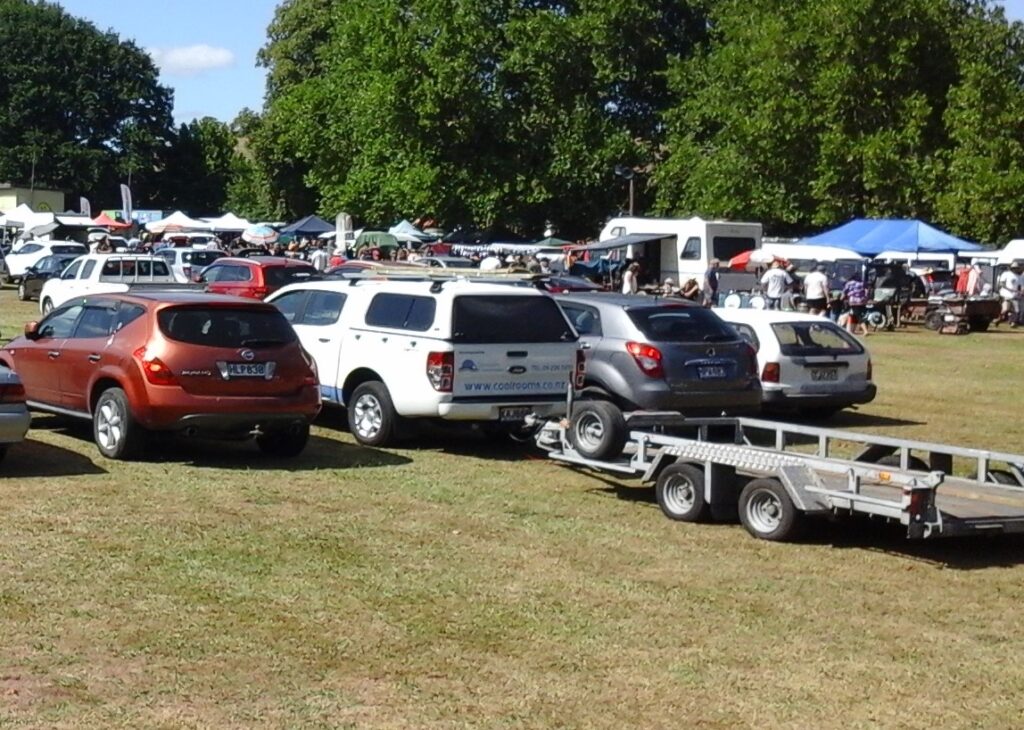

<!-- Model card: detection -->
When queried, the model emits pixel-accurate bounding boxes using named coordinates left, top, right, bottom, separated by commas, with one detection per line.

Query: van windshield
left=452, top=295, right=576, bottom=343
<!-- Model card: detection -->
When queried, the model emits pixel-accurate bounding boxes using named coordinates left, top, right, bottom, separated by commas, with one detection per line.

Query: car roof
left=554, top=292, right=699, bottom=309
left=87, top=291, right=278, bottom=308
left=714, top=308, right=833, bottom=325
left=215, top=256, right=312, bottom=267
left=271, top=276, right=550, bottom=298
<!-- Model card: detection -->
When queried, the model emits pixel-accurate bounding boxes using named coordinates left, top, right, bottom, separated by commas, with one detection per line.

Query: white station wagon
left=714, top=309, right=876, bottom=417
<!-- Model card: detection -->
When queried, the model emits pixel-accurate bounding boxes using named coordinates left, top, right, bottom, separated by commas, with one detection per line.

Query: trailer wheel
left=924, top=310, right=944, bottom=331
left=656, top=463, right=710, bottom=522
left=739, top=479, right=804, bottom=542
left=568, top=400, right=627, bottom=461
left=876, top=454, right=930, bottom=471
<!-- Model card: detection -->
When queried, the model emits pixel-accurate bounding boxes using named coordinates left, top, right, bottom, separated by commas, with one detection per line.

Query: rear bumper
left=628, top=382, right=764, bottom=416
left=0, top=407, right=31, bottom=445
left=763, top=383, right=877, bottom=410
left=133, top=387, right=321, bottom=432
left=437, top=399, right=567, bottom=421
left=172, top=412, right=313, bottom=434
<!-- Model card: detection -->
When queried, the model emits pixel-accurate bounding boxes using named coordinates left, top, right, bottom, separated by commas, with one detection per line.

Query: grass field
left=1, top=290, right=1023, bottom=728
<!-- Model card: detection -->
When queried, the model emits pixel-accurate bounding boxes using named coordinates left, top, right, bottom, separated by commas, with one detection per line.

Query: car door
left=58, top=301, right=119, bottom=412
left=11, top=303, right=85, bottom=406
left=292, top=290, right=347, bottom=402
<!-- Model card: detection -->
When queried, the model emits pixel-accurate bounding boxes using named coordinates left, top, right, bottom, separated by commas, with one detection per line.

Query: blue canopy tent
left=280, top=214, right=334, bottom=237
left=799, top=219, right=982, bottom=256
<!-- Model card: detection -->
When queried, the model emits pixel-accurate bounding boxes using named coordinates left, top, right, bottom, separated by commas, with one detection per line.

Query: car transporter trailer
left=535, top=409, right=1024, bottom=542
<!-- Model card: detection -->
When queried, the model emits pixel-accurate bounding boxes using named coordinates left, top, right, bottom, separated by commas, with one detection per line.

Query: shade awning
left=145, top=211, right=210, bottom=234
left=799, top=219, right=982, bottom=255
left=571, top=232, right=675, bottom=253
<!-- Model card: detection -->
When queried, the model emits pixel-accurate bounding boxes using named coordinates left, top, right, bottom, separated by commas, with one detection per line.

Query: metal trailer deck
left=536, top=415, right=1024, bottom=541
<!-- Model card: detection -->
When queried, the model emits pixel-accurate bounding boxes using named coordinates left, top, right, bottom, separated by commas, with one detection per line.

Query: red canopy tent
left=91, top=212, right=131, bottom=229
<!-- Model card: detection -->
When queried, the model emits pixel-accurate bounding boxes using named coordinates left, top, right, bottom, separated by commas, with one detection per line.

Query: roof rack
left=339, top=266, right=552, bottom=292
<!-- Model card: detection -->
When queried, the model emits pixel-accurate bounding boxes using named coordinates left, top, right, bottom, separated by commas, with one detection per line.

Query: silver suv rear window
left=452, top=295, right=576, bottom=343
left=627, top=306, right=738, bottom=343
left=158, top=306, right=297, bottom=348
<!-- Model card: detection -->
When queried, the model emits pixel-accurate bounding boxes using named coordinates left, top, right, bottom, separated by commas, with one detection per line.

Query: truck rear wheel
left=739, top=478, right=804, bottom=541
left=347, top=381, right=400, bottom=447
left=567, top=399, right=627, bottom=461
left=656, top=463, right=709, bottom=522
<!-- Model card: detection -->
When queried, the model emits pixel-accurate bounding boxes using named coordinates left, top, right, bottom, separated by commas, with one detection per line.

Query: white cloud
left=149, top=44, right=235, bottom=77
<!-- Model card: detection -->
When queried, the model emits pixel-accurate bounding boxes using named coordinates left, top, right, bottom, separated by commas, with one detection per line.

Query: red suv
left=1, top=292, right=321, bottom=460
left=198, top=257, right=318, bottom=299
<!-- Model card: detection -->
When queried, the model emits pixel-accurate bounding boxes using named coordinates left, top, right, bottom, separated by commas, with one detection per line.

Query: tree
left=159, top=118, right=237, bottom=215
left=0, top=0, right=173, bottom=207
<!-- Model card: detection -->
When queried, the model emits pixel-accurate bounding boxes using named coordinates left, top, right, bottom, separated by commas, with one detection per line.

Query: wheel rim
left=96, top=399, right=124, bottom=451
left=18, top=284, right=25, bottom=299
left=746, top=488, right=783, bottom=534
left=42, top=299, right=53, bottom=314
left=573, top=412, right=604, bottom=452
left=662, top=472, right=697, bottom=515
left=352, top=393, right=383, bottom=440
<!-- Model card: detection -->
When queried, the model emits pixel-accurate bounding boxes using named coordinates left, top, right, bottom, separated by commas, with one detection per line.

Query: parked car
left=422, top=255, right=476, bottom=269
left=17, top=253, right=81, bottom=301
left=554, top=293, right=761, bottom=458
left=1, top=240, right=87, bottom=284
left=198, top=257, right=318, bottom=299
left=1, top=292, right=321, bottom=460
left=714, top=309, right=875, bottom=417
left=0, top=365, right=30, bottom=462
left=266, top=278, right=583, bottom=447
left=38, top=254, right=177, bottom=314
left=154, top=247, right=227, bottom=283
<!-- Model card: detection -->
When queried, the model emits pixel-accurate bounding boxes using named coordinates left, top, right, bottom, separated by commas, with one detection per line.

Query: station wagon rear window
left=770, top=321, right=864, bottom=356
left=158, top=307, right=297, bottom=348
left=627, top=306, right=738, bottom=343
left=452, top=296, right=576, bottom=343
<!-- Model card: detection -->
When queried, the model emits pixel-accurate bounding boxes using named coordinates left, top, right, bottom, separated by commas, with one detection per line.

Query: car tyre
left=568, top=399, right=627, bottom=461
left=257, top=423, right=310, bottom=458
left=17, top=282, right=29, bottom=301
left=738, top=478, right=804, bottom=541
left=41, top=298, right=54, bottom=315
left=93, top=387, right=145, bottom=460
left=347, top=381, right=400, bottom=447
left=656, top=463, right=710, bottom=522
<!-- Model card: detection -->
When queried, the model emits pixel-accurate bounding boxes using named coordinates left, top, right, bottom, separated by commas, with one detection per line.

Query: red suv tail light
left=761, top=362, right=780, bottom=383
left=251, top=287, right=269, bottom=299
left=0, top=382, right=25, bottom=404
left=134, top=346, right=178, bottom=386
left=626, top=341, right=664, bottom=379
left=426, top=351, right=454, bottom=392
left=574, top=349, right=587, bottom=389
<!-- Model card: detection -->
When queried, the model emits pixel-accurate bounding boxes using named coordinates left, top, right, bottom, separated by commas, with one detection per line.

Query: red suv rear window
left=157, top=306, right=297, bottom=348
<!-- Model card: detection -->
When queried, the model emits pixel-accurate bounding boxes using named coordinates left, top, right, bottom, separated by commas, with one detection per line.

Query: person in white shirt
left=310, top=243, right=330, bottom=272
left=621, top=262, right=640, bottom=294
left=479, top=255, right=502, bottom=271
left=997, top=263, right=1022, bottom=327
left=802, top=265, right=830, bottom=315
left=760, top=261, right=792, bottom=310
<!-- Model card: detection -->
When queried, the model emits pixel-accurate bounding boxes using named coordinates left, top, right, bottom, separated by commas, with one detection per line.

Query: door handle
left=318, top=338, right=331, bottom=343
left=88, top=354, right=101, bottom=363
left=48, top=350, right=60, bottom=359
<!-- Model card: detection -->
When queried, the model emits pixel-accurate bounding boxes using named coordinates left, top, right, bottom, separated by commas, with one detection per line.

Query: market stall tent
left=145, top=210, right=209, bottom=234
left=799, top=219, right=983, bottom=256
left=280, top=215, right=334, bottom=236
left=203, top=212, right=251, bottom=231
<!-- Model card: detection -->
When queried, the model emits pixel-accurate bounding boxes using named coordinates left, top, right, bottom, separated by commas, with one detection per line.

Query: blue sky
left=55, top=0, right=1024, bottom=125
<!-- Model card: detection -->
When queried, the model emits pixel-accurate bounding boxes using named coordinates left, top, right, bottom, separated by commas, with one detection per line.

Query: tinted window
left=218, top=265, right=253, bottom=282
left=183, top=251, right=224, bottom=267
left=271, top=290, right=309, bottom=323
left=99, top=259, right=170, bottom=279
left=365, top=293, right=437, bottom=332
left=303, top=291, right=346, bottom=326
left=52, top=245, right=86, bottom=255
left=155, top=249, right=175, bottom=261
left=560, top=303, right=603, bottom=336
left=73, top=306, right=117, bottom=338
left=770, top=321, right=865, bottom=357
left=157, top=306, right=297, bottom=348
left=80, top=260, right=96, bottom=279
left=628, top=306, right=739, bottom=343
left=39, top=305, right=84, bottom=339
left=731, top=323, right=760, bottom=351
left=453, top=296, right=576, bottom=343
left=711, top=237, right=756, bottom=262
left=61, top=261, right=83, bottom=280
left=265, top=265, right=317, bottom=288
left=115, top=304, right=147, bottom=332
left=14, top=244, right=43, bottom=254
left=680, top=237, right=701, bottom=260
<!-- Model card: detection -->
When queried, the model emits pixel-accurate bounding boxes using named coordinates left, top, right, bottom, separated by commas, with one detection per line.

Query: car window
left=271, top=290, right=309, bottom=323
left=155, top=249, right=175, bottom=261
left=15, top=243, right=43, bottom=254
left=627, top=306, right=738, bottom=343
left=302, top=291, right=346, bottom=326
left=218, top=265, right=253, bottom=283
left=39, top=304, right=84, bottom=339
left=52, top=245, right=86, bottom=255
left=157, top=306, right=297, bottom=348
left=72, top=305, right=117, bottom=338
left=365, top=293, right=437, bottom=332
left=115, top=303, right=147, bottom=332
left=680, top=237, right=701, bottom=260
left=770, top=321, right=865, bottom=356
left=730, top=323, right=760, bottom=351
left=201, top=265, right=224, bottom=282
left=559, top=303, right=603, bottom=337
left=264, top=265, right=317, bottom=288
left=80, top=260, right=97, bottom=279
left=185, top=251, right=224, bottom=267
left=61, top=261, right=83, bottom=280
left=453, top=296, right=576, bottom=343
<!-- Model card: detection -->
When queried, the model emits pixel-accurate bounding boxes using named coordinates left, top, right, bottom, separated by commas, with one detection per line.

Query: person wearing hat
left=660, top=277, right=676, bottom=297
left=997, top=262, right=1023, bottom=327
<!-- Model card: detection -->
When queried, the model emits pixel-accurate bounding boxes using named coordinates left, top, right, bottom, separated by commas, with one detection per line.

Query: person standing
left=997, top=262, right=1023, bottom=327
left=760, top=261, right=792, bottom=310
left=842, top=274, right=870, bottom=336
left=702, top=258, right=720, bottom=307
left=621, top=262, right=640, bottom=294
left=310, top=242, right=330, bottom=272
left=803, top=265, right=830, bottom=315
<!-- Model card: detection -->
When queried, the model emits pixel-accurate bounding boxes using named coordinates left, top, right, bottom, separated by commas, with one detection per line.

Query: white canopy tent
left=145, top=210, right=210, bottom=234
left=202, top=212, right=251, bottom=232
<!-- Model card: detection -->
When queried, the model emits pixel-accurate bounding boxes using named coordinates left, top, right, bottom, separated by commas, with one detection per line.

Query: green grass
left=2, top=291, right=1024, bottom=728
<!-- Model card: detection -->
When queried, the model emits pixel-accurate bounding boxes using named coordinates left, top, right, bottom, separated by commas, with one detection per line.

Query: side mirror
left=191, top=272, right=204, bottom=283
left=24, top=321, right=40, bottom=340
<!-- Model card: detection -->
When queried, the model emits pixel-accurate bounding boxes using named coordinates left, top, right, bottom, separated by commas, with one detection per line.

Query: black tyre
left=924, top=310, right=944, bottom=331
left=41, top=298, right=54, bottom=315
left=655, top=463, right=710, bottom=522
left=986, top=469, right=1020, bottom=486
left=865, top=310, right=887, bottom=330
left=738, top=478, right=804, bottom=542
left=347, top=381, right=400, bottom=447
left=257, top=423, right=310, bottom=458
left=93, top=387, right=145, bottom=460
left=17, top=282, right=29, bottom=301
left=567, top=399, right=627, bottom=460
left=876, top=454, right=930, bottom=471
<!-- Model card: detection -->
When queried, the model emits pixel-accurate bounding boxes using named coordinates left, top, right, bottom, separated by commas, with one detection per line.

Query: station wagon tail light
left=761, top=362, right=780, bottom=383
left=574, top=349, right=586, bottom=389
left=0, top=382, right=25, bottom=404
left=134, top=346, right=177, bottom=386
left=626, top=342, right=664, bottom=379
left=743, top=343, right=758, bottom=377
left=426, top=351, right=453, bottom=392
left=867, top=358, right=873, bottom=381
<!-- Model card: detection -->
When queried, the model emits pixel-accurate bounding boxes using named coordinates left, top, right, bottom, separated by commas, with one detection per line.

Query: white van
left=598, top=216, right=763, bottom=288
left=761, top=243, right=866, bottom=271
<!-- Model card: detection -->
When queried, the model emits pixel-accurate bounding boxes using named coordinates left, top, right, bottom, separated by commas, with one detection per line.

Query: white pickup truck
left=38, top=254, right=178, bottom=314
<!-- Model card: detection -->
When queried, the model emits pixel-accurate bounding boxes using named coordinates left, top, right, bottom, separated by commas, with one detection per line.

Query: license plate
left=499, top=406, right=532, bottom=422
left=697, top=365, right=727, bottom=380
left=227, top=362, right=267, bottom=378
left=811, top=368, right=838, bottom=382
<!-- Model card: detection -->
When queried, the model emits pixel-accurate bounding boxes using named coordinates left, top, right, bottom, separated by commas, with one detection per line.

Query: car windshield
left=770, top=321, right=865, bottom=356
left=52, top=245, right=86, bottom=254
left=627, top=306, right=739, bottom=343
left=183, top=251, right=224, bottom=266
left=157, top=306, right=297, bottom=348
left=264, top=265, right=318, bottom=288
left=452, top=295, right=576, bottom=343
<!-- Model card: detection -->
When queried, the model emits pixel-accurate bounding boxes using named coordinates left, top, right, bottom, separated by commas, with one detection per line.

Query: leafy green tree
left=159, top=117, right=237, bottom=215
left=0, top=0, right=173, bottom=207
